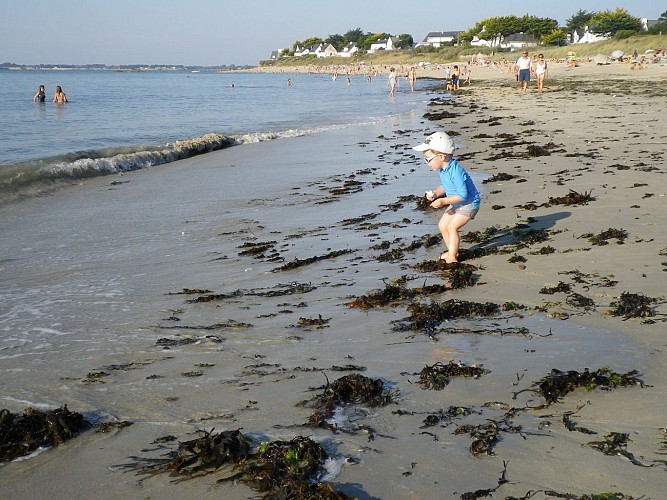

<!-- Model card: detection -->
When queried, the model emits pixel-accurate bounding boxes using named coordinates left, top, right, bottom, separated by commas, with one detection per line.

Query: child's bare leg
left=438, top=212, right=472, bottom=263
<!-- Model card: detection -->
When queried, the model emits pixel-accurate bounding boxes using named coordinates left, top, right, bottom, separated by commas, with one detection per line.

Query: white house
left=571, top=26, right=608, bottom=44
left=338, top=42, right=359, bottom=58
left=470, top=36, right=492, bottom=48
left=313, top=43, right=338, bottom=58
left=501, top=33, right=539, bottom=50
left=416, top=31, right=459, bottom=48
left=368, top=36, right=401, bottom=53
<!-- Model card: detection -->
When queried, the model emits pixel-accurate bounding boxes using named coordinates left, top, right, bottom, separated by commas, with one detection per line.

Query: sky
left=1, top=0, right=663, bottom=66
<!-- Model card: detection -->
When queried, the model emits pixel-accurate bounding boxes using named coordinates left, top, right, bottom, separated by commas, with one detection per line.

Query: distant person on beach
left=407, top=66, right=416, bottom=92
left=33, top=85, right=46, bottom=103
left=413, top=131, right=480, bottom=264
left=287, top=78, right=291, bottom=86
left=515, top=51, right=532, bottom=93
left=451, top=65, right=460, bottom=90
left=53, top=86, right=68, bottom=104
left=534, top=53, right=548, bottom=93
left=388, top=67, right=397, bottom=97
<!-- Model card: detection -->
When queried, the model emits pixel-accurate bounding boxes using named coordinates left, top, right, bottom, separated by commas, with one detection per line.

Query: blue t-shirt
left=438, top=158, right=480, bottom=207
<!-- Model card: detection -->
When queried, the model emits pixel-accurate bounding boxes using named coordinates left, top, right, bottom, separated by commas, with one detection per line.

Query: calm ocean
left=1, top=69, right=431, bottom=203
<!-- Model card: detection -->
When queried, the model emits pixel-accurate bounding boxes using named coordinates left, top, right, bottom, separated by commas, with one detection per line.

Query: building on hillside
left=368, top=36, right=401, bottom=53
left=470, top=36, right=492, bottom=48
left=502, top=33, right=539, bottom=50
left=338, top=42, right=359, bottom=58
left=314, top=43, right=338, bottom=58
left=640, top=18, right=660, bottom=31
left=571, top=26, right=608, bottom=44
left=416, top=31, right=460, bottom=48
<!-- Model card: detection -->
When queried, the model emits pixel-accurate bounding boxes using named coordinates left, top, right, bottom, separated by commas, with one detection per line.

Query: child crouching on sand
left=413, top=131, right=480, bottom=263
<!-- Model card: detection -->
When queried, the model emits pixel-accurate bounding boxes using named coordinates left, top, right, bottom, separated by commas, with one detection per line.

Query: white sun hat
left=413, top=131, right=455, bottom=154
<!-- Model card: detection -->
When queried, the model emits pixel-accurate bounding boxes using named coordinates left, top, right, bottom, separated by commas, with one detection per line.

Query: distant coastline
left=0, top=63, right=254, bottom=72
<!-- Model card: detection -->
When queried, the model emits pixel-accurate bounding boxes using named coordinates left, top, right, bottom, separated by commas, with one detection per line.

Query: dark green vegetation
left=119, top=429, right=354, bottom=499
left=0, top=406, right=90, bottom=462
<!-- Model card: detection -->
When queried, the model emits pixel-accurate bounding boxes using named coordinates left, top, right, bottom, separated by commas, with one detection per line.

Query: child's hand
left=430, top=199, right=446, bottom=209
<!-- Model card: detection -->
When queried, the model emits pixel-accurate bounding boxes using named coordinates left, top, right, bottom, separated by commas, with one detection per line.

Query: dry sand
left=2, top=61, right=667, bottom=499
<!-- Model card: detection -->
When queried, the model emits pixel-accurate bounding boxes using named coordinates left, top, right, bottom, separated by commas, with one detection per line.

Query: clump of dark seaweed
left=238, top=240, right=278, bottom=257
left=416, top=361, right=488, bottom=390
left=455, top=411, right=522, bottom=456
left=585, top=432, right=655, bottom=467
left=546, top=189, right=596, bottom=207
left=1, top=406, right=91, bottom=462
left=461, top=226, right=501, bottom=243
left=242, top=437, right=354, bottom=498
left=607, top=292, right=657, bottom=319
left=442, top=263, right=477, bottom=289
left=532, top=491, right=636, bottom=500
left=120, top=430, right=353, bottom=499
left=481, top=172, right=518, bottom=184
left=421, top=406, right=476, bottom=428
left=346, top=281, right=418, bottom=309
left=539, top=281, right=572, bottom=295
left=188, top=282, right=317, bottom=303
left=297, top=315, right=331, bottom=328
left=416, top=193, right=432, bottom=211
left=516, top=368, right=645, bottom=405
left=394, top=299, right=500, bottom=333
left=346, top=277, right=448, bottom=309
left=566, top=293, right=596, bottom=309
left=303, top=373, right=395, bottom=429
left=121, top=428, right=251, bottom=479
left=276, top=249, right=355, bottom=271
left=581, top=228, right=628, bottom=246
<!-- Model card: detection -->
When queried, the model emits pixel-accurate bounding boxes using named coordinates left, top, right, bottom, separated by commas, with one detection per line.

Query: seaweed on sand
left=393, top=299, right=500, bottom=334
left=413, top=261, right=479, bottom=288
left=481, top=172, right=519, bottom=184
left=421, top=406, right=477, bottom=428
left=416, top=361, right=488, bottom=390
left=607, top=292, right=658, bottom=319
left=275, top=249, right=355, bottom=271
left=0, top=406, right=91, bottom=462
left=585, top=432, right=657, bottom=467
left=546, top=189, right=596, bottom=207
left=581, top=228, right=628, bottom=246
left=238, top=240, right=278, bottom=257
left=514, top=368, right=645, bottom=405
left=454, top=410, right=523, bottom=456
left=346, top=277, right=449, bottom=309
left=120, top=429, right=354, bottom=499
left=301, top=373, right=395, bottom=430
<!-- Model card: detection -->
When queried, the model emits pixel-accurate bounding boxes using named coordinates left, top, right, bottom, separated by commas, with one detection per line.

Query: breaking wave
left=0, top=128, right=318, bottom=204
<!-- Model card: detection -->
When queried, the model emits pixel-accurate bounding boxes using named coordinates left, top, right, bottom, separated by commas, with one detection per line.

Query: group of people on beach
left=33, top=85, right=68, bottom=104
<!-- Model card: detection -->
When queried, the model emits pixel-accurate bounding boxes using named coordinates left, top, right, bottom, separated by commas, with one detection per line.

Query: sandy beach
left=2, top=60, right=667, bottom=499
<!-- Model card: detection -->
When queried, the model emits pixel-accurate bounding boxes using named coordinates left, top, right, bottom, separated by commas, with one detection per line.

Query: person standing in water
left=33, top=85, right=46, bottom=102
left=387, top=67, right=397, bottom=97
left=53, top=86, right=68, bottom=104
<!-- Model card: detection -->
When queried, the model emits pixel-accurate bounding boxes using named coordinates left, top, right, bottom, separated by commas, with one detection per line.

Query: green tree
left=589, top=8, right=642, bottom=36
left=647, top=10, right=667, bottom=34
left=325, top=34, right=345, bottom=51
left=397, top=34, right=414, bottom=48
left=541, top=29, right=567, bottom=46
left=460, top=15, right=558, bottom=46
left=343, top=28, right=366, bottom=44
left=565, top=9, right=595, bottom=32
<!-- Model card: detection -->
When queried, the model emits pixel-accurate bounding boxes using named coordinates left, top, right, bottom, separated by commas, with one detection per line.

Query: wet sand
left=1, top=63, right=667, bottom=499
